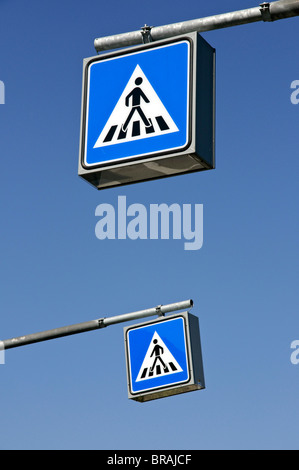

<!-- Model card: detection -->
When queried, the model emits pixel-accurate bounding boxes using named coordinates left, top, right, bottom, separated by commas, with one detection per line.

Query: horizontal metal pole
left=102, top=299, right=193, bottom=327
left=2, top=319, right=103, bottom=350
left=94, top=0, right=299, bottom=52
left=1, top=300, right=193, bottom=350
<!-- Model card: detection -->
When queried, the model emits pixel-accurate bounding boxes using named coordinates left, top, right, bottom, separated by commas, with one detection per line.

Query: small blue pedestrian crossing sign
left=124, top=312, right=205, bottom=402
left=82, top=39, right=190, bottom=168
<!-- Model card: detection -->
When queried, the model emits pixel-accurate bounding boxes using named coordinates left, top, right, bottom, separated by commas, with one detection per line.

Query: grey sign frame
left=78, top=32, right=215, bottom=190
left=123, top=311, right=205, bottom=402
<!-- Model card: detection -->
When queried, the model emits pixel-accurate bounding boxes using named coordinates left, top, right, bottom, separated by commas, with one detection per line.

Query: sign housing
left=78, top=32, right=215, bottom=190
left=124, top=311, right=205, bottom=402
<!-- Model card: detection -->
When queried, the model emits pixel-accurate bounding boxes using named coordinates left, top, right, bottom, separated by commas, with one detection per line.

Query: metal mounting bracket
left=155, top=305, right=165, bottom=317
left=260, top=2, right=272, bottom=21
left=141, top=24, right=153, bottom=43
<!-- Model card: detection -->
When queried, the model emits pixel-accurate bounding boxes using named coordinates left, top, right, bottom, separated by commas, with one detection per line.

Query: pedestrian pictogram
left=136, top=331, right=183, bottom=381
left=93, top=65, right=179, bottom=148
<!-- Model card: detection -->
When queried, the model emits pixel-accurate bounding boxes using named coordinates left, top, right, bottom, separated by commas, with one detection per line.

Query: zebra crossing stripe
left=156, top=115, right=169, bottom=131
left=103, top=125, right=117, bottom=143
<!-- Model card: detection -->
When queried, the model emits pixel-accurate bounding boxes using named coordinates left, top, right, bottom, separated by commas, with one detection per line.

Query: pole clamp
left=141, top=24, right=153, bottom=43
left=155, top=305, right=165, bottom=317
left=260, top=2, right=272, bottom=22
left=98, top=318, right=106, bottom=328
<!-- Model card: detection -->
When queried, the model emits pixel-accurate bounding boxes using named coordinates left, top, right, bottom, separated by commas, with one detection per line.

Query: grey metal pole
left=94, top=0, right=299, bottom=52
left=102, top=299, right=193, bottom=327
left=1, top=299, right=193, bottom=350
left=2, top=319, right=103, bottom=350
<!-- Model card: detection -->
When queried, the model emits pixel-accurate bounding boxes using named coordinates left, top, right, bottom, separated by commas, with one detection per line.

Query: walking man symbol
left=122, top=77, right=151, bottom=132
left=150, top=339, right=168, bottom=374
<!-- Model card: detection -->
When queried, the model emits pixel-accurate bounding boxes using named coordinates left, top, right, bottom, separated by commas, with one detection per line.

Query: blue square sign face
left=83, top=39, right=191, bottom=168
left=125, top=316, right=190, bottom=395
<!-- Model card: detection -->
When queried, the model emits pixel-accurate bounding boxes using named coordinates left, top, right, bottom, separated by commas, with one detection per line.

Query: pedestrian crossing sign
left=124, top=311, right=205, bottom=402
left=79, top=33, right=215, bottom=190
left=83, top=38, right=190, bottom=166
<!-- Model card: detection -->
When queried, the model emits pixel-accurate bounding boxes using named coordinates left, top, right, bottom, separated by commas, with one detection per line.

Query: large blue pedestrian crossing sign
left=124, top=312, right=205, bottom=402
left=86, top=43, right=189, bottom=165
left=78, top=33, right=215, bottom=190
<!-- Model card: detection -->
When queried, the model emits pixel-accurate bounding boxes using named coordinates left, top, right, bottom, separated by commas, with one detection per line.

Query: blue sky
left=0, top=0, right=298, bottom=450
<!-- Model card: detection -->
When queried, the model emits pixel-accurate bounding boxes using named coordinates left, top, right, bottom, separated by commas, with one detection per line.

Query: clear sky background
left=0, top=0, right=298, bottom=450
